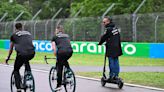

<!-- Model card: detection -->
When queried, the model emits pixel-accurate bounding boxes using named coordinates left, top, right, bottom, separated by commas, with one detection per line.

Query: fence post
left=72, top=6, right=83, bottom=41
left=31, top=9, right=42, bottom=21
left=0, top=13, right=8, bottom=22
left=34, top=21, right=38, bottom=39
left=154, top=15, right=159, bottom=42
left=45, top=20, right=50, bottom=40
left=22, top=21, right=26, bottom=30
left=101, top=3, right=115, bottom=35
left=13, top=11, right=24, bottom=32
left=51, top=8, right=63, bottom=37
left=132, top=0, right=146, bottom=42
left=134, top=16, right=139, bottom=42
left=31, top=9, right=42, bottom=39
left=132, top=14, right=136, bottom=42
left=5, top=22, right=9, bottom=32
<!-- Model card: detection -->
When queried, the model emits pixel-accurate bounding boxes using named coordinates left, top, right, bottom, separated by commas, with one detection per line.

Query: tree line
left=0, top=0, right=163, bottom=21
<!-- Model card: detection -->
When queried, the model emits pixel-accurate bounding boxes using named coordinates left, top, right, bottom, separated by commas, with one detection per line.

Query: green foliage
left=0, top=0, right=164, bottom=20
left=0, top=2, right=32, bottom=21
left=49, top=0, right=72, bottom=18
left=71, top=0, right=111, bottom=17
left=153, top=0, right=164, bottom=12
left=71, top=0, right=164, bottom=17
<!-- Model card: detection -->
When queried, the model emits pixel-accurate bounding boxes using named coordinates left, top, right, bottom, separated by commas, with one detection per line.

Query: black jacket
left=98, top=22, right=123, bottom=57
left=51, top=32, right=73, bottom=54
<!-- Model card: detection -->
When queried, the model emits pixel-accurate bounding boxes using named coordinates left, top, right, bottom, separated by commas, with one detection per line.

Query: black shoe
left=106, top=77, right=112, bottom=82
left=113, top=76, right=118, bottom=80
left=113, top=76, right=122, bottom=80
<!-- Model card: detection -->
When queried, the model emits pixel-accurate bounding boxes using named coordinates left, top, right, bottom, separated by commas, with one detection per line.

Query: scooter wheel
left=118, top=81, right=124, bottom=89
left=101, top=77, right=106, bottom=87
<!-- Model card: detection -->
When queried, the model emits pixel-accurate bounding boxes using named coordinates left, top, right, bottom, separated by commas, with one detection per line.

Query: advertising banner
left=71, top=41, right=105, bottom=54
left=121, top=42, right=149, bottom=57
left=0, top=40, right=4, bottom=48
left=0, top=40, right=163, bottom=58
left=150, top=43, right=164, bottom=58
left=33, top=40, right=52, bottom=52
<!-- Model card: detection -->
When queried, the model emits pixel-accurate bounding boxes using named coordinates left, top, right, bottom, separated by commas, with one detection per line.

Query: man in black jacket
left=98, top=16, right=123, bottom=80
left=5, top=23, right=35, bottom=92
left=51, top=25, right=73, bottom=90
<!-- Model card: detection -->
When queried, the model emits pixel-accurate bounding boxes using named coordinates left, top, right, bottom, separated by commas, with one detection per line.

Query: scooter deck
left=103, top=78, right=123, bottom=84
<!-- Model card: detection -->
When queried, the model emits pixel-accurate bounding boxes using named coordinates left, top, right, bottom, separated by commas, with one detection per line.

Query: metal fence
left=0, top=13, right=164, bottom=42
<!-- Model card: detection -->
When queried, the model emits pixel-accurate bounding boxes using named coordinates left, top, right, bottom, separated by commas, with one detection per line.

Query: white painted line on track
left=0, top=64, right=164, bottom=91
left=0, top=64, right=49, bottom=73
left=76, top=75, right=164, bottom=91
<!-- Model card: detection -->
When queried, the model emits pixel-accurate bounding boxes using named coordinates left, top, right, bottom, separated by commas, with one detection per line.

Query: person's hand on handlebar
left=4, top=56, right=10, bottom=65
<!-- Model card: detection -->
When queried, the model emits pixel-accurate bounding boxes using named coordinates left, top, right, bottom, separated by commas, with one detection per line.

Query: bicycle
left=9, top=59, right=35, bottom=92
left=44, top=55, right=76, bottom=92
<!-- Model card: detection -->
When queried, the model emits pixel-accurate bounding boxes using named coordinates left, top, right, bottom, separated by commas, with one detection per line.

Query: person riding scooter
left=98, top=16, right=123, bottom=81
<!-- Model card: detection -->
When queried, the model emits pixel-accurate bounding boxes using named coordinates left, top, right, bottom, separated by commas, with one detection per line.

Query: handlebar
left=44, top=55, right=56, bottom=64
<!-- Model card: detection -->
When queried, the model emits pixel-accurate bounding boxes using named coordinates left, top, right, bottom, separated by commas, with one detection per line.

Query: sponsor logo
left=32, top=41, right=137, bottom=55
left=71, top=43, right=105, bottom=53
left=122, top=44, right=136, bottom=55
left=33, top=41, right=52, bottom=52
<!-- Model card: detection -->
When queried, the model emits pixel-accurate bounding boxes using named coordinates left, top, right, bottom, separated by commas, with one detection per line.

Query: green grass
left=76, top=72, right=164, bottom=88
left=0, top=49, right=164, bottom=66
left=1, top=49, right=164, bottom=88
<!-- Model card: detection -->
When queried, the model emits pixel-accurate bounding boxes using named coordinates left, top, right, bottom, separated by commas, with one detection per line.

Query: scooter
left=101, top=54, right=124, bottom=89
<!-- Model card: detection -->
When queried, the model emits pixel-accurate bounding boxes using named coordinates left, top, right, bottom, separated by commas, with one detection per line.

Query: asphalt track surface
left=0, top=64, right=163, bottom=92
left=30, top=64, right=164, bottom=72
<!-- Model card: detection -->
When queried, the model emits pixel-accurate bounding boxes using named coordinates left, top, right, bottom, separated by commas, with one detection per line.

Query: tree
left=71, top=0, right=111, bottom=17
left=70, top=0, right=164, bottom=17
left=0, top=2, right=32, bottom=21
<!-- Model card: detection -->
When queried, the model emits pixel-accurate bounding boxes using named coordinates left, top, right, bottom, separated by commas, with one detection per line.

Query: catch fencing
left=0, top=12, right=164, bottom=42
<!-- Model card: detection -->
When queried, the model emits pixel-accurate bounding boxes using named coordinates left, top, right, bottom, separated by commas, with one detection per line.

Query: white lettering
left=98, top=45, right=102, bottom=53
left=71, top=43, right=79, bottom=52
left=124, top=44, right=136, bottom=55
left=39, top=42, right=45, bottom=51
left=33, top=42, right=38, bottom=50
left=87, top=43, right=96, bottom=53
left=46, top=43, right=52, bottom=51
left=98, top=45, right=105, bottom=53
left=80, top=43, right=87, bottom=52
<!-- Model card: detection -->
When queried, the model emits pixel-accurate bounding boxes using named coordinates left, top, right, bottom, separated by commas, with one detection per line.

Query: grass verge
left=0, top=49, right=164, bottom=66
left=76, top=72, right=164, bottom=89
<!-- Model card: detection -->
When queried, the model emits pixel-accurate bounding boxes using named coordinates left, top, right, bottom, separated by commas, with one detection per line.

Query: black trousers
left=14, top=53, right=35, bottom=89
left=56, top=51, right=72, bottom=86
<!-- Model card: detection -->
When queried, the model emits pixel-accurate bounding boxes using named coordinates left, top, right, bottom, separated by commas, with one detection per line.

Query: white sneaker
left=55, top=86, right=62, bottom=91
left=17, top=89, right=21, bottom=92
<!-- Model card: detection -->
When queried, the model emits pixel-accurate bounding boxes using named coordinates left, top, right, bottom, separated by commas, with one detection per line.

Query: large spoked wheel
left=49, top=67, right=58, bottom=92
left=24, top=72, right=35, bottom=92
left=101, top=77, right=106, bottom=87
left=10, top=71, right=17, bottom=92
left=64, top=68, right=76, bottom=92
